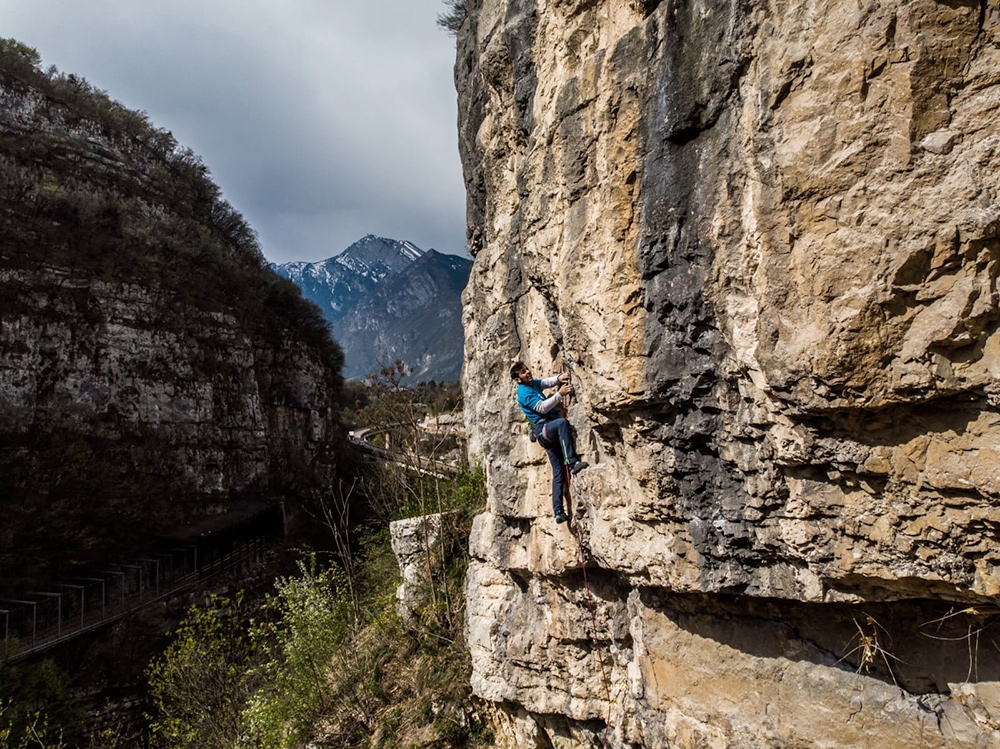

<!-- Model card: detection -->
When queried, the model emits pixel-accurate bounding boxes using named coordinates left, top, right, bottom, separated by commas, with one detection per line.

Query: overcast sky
left=1, top=0, right=468, bottom=263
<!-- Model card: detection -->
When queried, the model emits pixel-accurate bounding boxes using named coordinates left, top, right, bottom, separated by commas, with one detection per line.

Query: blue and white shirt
left=516, top=376, right=563, bottom=425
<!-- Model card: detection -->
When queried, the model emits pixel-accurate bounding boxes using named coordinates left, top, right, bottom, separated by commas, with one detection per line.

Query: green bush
left=147, top=593, right=262, bottom=749
left=241, top=558, right=357, bottom=748
left=0, top=660, right=80, bottom=748
left=143, top=459, right=487, bottom=748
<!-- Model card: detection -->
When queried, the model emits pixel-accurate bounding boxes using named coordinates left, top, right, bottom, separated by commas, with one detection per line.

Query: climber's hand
left=558, top=383, right=574, bottom=397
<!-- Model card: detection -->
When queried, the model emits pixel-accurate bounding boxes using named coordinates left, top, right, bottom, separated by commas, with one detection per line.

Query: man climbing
left=510, top=361, right=588, bottom=524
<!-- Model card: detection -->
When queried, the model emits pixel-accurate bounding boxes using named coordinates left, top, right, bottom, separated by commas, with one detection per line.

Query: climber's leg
left=543, top=417, right=588, bottom=475
left=543, top=418, right=578, bottom=465
left=546, top=446, right=568, bottom=519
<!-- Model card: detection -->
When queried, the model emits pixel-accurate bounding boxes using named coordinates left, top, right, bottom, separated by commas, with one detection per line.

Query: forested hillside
left=0, top=38, right=344, bottom=592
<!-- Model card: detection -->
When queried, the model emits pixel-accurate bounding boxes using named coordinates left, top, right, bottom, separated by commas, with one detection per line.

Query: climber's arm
left=532, top=375, right=573, bottom=415
left=533, top=391, right=563, bottom=415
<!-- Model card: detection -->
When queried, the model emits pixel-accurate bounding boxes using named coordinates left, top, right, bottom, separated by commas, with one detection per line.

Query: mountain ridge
left=272, top=235, right=470, bottom=381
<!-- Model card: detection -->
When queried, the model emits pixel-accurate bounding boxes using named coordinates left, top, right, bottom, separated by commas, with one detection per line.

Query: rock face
left=390, top=513, right=444, bottom=623
left=455, top=1, right=1000, bottom=746
left=0, top=46, right=342, bottom=591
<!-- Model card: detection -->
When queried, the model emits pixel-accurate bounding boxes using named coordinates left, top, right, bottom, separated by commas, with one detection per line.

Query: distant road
left=348, top=425, right=460, bottom=479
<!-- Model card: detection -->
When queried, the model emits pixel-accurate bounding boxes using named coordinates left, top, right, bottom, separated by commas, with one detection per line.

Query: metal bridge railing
left=2, top=505, right=282, bottom=662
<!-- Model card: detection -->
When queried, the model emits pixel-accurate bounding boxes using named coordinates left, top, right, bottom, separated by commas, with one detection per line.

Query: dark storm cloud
left=0, top=0, right=468, bottom=262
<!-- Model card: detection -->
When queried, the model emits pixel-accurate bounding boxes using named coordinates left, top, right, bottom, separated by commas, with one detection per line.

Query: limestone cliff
left=456, top=1, right=1000, bottom=746
left=0, top=43, right=343, bottom=592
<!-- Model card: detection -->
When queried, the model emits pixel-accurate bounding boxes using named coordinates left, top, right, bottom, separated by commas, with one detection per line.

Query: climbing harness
left=563, top=461, right=614, bottom=749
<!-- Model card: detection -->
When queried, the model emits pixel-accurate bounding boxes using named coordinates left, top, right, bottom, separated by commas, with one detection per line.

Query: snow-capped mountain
left=274, top=235, right=424, bottom=322
left=272, top=235, right=471, bottom=381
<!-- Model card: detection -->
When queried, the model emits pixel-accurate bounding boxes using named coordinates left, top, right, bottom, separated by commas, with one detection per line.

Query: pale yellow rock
left=456, top=0, right=1000, bottom=745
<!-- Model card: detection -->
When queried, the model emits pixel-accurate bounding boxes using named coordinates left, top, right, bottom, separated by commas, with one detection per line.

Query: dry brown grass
left=839, top=613, right=903, bottom=685
left=308, top=611, right=480, bottom=748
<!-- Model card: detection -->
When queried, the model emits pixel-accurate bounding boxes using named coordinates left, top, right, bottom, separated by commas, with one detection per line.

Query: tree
left=146, top=593, right=261, bottom=749
left=0, top=704, right=65, bottom=749
left=242, top=558, right=358, bottom=747
left=436, top=0, right=468, bottom=36
left=359, top=361, right=470, bottom=630
left=309, top=479, right=363, bottom=620
left=0, top=38, right=42, bottom=71
left=0, top=660, right=81, bottom=748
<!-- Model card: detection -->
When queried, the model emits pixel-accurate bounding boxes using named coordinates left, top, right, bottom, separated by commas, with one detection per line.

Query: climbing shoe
left=555, top=513, right=570, bottom=524
left=570, top=460, right=589, bottom=475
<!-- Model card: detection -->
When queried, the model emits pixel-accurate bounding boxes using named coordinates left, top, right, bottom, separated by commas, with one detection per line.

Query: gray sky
left=1, top=0, right=468, bottom=263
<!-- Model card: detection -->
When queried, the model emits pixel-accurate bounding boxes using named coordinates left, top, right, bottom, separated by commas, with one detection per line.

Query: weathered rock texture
left=0, top=49, right=342, bottom=591
left=391, top=513, right=444, bottom=622
left=456, top=1, right=1000, bottom=746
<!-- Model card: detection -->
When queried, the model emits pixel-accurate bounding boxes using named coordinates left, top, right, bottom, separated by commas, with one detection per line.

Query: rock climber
left=510, top=361, right=589, bottom=524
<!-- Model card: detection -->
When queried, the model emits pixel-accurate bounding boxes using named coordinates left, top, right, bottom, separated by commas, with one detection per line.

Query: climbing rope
left=563, top=462, right=614, bottom=749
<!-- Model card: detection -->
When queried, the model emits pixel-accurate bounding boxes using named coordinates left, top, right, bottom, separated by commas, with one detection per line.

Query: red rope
left=565, top=464, right=613, bottom=748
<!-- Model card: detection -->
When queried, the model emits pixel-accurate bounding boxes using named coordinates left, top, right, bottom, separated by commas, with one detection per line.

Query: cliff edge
left=456, top=1, right=1000, bottom=746
left=0, top=42, right=343, bottom=592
